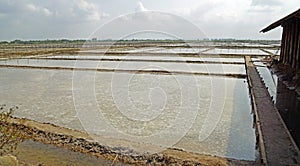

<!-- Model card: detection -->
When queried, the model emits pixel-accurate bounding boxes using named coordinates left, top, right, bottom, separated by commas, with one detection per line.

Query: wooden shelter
left=261, top=9, right=300, bottom=69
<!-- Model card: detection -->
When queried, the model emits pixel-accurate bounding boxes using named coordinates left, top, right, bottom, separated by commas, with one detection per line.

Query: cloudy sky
left=0, top=0, right=299, bottom=41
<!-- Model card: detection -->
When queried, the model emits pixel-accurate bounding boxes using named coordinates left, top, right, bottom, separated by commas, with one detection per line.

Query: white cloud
left=94, top=11, right=205, bottom=40
left=136, top=2, right=148, bottom=12
left=0, top=0, right=298, bottom=40
left=74, top=0, right=109, bottom=21
left=25, top=1, right=108, bottom=21
left=166, top=0, right=288, bottom=38
left=76, top=0, right=96, bottom=11
left=248, top=5, right=281, bottom=13
left=26, top=4, right=53, bottom=16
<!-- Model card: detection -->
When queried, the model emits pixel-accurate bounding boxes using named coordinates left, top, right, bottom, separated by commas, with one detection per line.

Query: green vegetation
left=0, top=105, right=27, bottom=156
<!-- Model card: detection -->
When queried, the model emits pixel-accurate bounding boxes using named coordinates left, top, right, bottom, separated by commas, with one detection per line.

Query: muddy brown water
left=12, top=140, right=122, bottom=165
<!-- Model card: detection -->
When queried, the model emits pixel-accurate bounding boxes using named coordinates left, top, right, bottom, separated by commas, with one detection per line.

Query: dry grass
left=0, top=105, right=28, bottom=156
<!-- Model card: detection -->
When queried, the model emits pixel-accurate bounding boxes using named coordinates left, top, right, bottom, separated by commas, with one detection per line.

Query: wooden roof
left=260, top=8, right=300, bottom=33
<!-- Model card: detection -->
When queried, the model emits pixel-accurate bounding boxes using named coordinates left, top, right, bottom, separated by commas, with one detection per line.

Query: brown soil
left=0, top=116, right=257, bottom=165
left=0, top=48, right=80, bottom=59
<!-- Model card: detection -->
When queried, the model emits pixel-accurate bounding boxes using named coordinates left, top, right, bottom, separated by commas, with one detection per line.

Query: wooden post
left=296, top=18, right=300, bottom=69
left=280, top=26, right=286, bottom=63
left=291, top=20, right=296, bottom=68
left=284, top=23, right=289, bottom=65
left=294, top=19, right=299, bottom=69
left=282, top=23, right=289, bottom=64
left=288, top=22, right=292, bottom=66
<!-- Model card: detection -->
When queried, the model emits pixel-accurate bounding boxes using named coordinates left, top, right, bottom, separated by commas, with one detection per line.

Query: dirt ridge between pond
left=0, top=64, right=246, bottom=79
left=26, top=57, right=245, bottom=65
left=0, top=116, right=256, bottom=165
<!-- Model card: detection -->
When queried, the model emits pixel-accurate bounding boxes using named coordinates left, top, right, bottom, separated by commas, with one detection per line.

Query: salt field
left=203, top=48, right=269, bottom=55
left=0, top=58, right=246, bottom=75
left=0, top=44, right=262, bottom=161
left=1, top=1, right=298, bottom=164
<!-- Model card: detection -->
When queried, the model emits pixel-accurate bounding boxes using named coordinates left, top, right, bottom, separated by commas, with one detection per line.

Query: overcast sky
left=0, top=0, right=299, bottom=41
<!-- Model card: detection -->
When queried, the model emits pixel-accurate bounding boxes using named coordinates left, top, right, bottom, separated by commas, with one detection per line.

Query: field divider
left=26, top=57, right=245, bottom=65
left=0, top=64, right=246, bottom=78
left=77, top=51, right=269, bottom=57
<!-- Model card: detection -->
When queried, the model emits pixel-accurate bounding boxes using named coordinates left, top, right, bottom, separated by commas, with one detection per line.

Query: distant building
left=261, top=9, right=300, bottom=69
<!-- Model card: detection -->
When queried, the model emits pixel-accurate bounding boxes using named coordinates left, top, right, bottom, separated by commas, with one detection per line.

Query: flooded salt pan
left=253, top=60, right=278, bottom=100
left=0, top=68, right=256, bottom=160
left=203, top=48, right=268, bottom=55
left=0, top=59, right=246, bottom=75
left=43, top=55, right=245, bottom=63
left=263, top=49, right=281, bottom=55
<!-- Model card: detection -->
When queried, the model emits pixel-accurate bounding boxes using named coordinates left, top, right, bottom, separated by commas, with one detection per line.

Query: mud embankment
left=0, top=116, right=255, bottom=165
left=0, top=48, right=80, bottom=59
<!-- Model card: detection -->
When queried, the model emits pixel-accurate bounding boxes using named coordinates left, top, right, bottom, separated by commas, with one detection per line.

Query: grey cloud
left=251, top=0, right=282, bottom=6
left=0, top=0, right=296, bottom=40
left=93, top=11, right=206, bottom=40
left=136, top=1, right=148, bottom=12
left=0, top=0, right=109, bottom=40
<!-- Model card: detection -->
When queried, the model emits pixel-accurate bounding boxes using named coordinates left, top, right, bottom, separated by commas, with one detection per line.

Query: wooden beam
left=280, top=26, right=286, bottom=62
left=291, top=20, right=296, bottom=68
left=297, top=19, right=300, bottom=69
left=288, top=22, right=293, bottom=66
left=295, top=19, right=298, bottom=68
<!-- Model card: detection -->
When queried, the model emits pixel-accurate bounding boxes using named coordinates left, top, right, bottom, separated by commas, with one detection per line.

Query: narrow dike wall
left=245, top=56, right=300, bottom=165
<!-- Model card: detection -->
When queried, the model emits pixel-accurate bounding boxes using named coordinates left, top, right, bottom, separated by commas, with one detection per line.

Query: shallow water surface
left=44, top=55, right=245, bottom=63
left=255, top=63, right=300, bottom=149
left=0, top=67, right=256, bottom=160
left=14, top=140, right=118, bottom=165
left=0, top=58, right=246, bottom=75
left=204, top=48, right=268, bottom=55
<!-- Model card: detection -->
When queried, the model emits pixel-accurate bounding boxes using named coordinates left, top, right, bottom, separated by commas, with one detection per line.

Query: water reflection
left=276, top=81, right=300, bottom=147
left=255, top=64, right=300, bottom=149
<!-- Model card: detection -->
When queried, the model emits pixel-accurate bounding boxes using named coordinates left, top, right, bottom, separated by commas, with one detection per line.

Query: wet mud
left=0, top=116, right=256, bottom=165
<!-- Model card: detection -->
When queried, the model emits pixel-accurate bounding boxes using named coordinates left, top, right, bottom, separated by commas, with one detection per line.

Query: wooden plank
left=280, top=26, right=287, bottom=64
left=292, top=19, right=298, bottom=68
left=291, top=20, right=296, bottom=68
left=288, top=22, right=292, bottom=66
left=294, top=19, right=299, bottom=69
left=296, top=19, right=300, bottom=69
left=280, top=26, right=286, bottom=62
left=284, top=24, right=289, bottom=64
left=284, top=25, right=289, bottom=64
left=292, top=19, right=297, bottom=67
left=288, top=22, right=293, bottom=66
